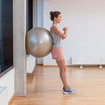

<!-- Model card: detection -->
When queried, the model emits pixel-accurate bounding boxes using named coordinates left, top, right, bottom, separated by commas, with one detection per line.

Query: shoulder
left=50, top=25, right=57, bottom=34
left=51, top=25, right=59, bottom=32
left=52, top=25, right=57, bottom=29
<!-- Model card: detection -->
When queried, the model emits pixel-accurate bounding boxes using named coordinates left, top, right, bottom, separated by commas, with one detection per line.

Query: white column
left=36, top=0, right=44, bottom=64
left=13, top=0, right=27, bottom=96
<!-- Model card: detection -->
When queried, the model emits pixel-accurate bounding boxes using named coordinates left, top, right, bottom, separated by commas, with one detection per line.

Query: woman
left=50, top=11, right=76, bottom=94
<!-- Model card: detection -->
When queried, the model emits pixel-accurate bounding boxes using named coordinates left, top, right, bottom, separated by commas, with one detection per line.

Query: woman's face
left=54, top=14, right=62, bottom=23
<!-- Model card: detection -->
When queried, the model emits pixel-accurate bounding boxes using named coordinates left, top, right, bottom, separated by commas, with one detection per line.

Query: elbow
left=63, top=35, right=67, bottom=39
left=62, top=36, right=66, bottom=40
left=60, top=34, right=67, bottom=39
left=62, top=35, right=66, bottom=39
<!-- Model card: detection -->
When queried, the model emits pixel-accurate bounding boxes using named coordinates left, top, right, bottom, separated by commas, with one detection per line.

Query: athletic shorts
left=51, top=47, right=64, bottom=61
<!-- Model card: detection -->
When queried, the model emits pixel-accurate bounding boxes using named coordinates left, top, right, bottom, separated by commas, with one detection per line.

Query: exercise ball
left=26, top=27, right=53, bottom=57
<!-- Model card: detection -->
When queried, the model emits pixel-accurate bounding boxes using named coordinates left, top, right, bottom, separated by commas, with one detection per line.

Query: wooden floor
left=10, top=66, right=105, bottom=105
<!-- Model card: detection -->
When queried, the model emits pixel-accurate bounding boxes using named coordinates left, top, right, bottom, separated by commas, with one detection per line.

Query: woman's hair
left=50, top=11, right=61, bottom=21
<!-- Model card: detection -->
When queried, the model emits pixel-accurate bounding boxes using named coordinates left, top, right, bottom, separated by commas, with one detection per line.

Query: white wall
left=43, top=0, right=105, bottom=65
left=0, top=68, right=14, bottom=102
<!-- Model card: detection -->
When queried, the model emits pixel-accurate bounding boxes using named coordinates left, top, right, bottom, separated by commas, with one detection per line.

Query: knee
left=60, top=68, right=66, bottom=73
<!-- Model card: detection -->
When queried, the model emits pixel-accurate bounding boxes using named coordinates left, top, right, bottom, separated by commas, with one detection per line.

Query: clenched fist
left=63, top=27, right=68, bottom=32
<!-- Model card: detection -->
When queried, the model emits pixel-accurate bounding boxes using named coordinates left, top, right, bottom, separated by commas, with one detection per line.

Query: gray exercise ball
left=26, top=27, right=53, bottom=57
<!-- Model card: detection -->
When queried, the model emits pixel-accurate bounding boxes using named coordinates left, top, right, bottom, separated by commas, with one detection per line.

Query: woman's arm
left=51, top=26, right=67, bottom=40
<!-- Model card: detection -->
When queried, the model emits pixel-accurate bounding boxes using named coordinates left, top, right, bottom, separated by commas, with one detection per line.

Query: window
left=0, top=0, right=13, bottom=74
left=26, top=0, right=33, bottom=55
left=26, top=0, right=33, bottom=32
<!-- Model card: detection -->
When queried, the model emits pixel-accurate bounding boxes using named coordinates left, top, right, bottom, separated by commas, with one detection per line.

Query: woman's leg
left=56, top=59, right=68, bottom=89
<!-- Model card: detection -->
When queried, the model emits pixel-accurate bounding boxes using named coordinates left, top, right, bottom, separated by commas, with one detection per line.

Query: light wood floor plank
left=10, top=66, right=105, bottom=105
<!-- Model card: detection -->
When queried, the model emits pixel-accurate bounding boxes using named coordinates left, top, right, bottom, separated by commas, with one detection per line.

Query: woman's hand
left=63, top=27, right=68, bottom=32
left=62, top=27, right=68, bottom=40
